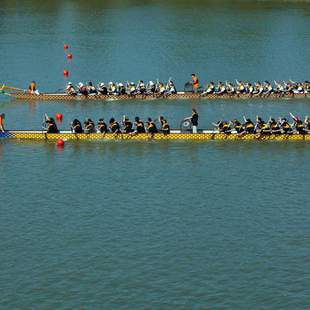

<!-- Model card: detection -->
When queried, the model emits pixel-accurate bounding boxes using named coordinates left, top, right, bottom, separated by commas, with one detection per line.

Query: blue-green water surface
left=1, top=1, right=310, bottom=309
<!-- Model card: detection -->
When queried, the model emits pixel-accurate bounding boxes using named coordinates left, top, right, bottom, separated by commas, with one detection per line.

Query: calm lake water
left=1, top=1, right=310, bottom=309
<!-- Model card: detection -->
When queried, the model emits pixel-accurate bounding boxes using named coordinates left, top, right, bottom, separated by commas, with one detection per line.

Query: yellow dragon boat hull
left=1, top=131, right=310, bottom=141
left=7, top=92, right=310, bottom=101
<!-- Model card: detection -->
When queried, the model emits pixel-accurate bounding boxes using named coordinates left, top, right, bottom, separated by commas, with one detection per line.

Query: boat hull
left=8, top=92, right=310, bottom=101
left=1, top=131, right=310, bottom=141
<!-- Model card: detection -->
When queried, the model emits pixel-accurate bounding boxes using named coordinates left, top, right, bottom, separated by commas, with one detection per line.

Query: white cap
left=109, top=81, right=113, bottom=85
left=149, top=81, right=154, bottom=85
left=99, top=82, right=105, bottom=87
left=119, top=83, right=123, bottom=87
left=78, top=82, right=83, bottom=87
left=130, top=82, right=135, bottom=85
left=68, top=82, right=72, bottom=85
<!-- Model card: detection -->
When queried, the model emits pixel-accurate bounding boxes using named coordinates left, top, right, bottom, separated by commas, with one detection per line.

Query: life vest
left=135, top=121, right=145, bottom=133
left=110, top=121, right=120, bottom=132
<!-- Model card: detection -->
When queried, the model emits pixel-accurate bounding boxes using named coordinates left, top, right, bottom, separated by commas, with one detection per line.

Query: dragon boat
left=1, top=130, right=310, bottom=141
left=4, top=92, right=310, bottom=101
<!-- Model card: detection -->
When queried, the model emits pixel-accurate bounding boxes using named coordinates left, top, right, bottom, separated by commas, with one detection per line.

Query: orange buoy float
left=67, top=53, right=73, bottom=60
left=56, top=139, right=65, bottom=147
left=63, top=69, right=69, bottom=76
left=56, top=113, right=63, bottom=121
left=64, top=44, right=69, bottom=50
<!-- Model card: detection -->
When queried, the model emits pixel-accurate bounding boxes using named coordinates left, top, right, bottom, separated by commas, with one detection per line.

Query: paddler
left=97, top=118, right=108, bottom=133
left=0, top=113, right=5, bottom=132
left=191, top=74, right=200, bottom=93
left=290, top=112, right=306, bottom=134
left=122, top=116, right=133, bottom=133
left=147, top=81, right=156, bottom=94
left=242, top=116, right=255, bottom=133
left=97, top=82, right=108, bottom=95
left=77, top=82, right=88, bottom=96
left=87, top=81, right=97, bottom=94
left=109, top=118, right=121, bottom=133
left=255, top=117, right=270, bottom=134
left=44, top=114, right=59, bottom=133
left=268, top=117, right=281, bottom=134
left=279, top=117, right=292, bottom=134
left=146, top=118, right=158, bottom=134
left=231, top=119, right=244, bottom=134
left=71, top=119, right=83, bottom=133
left=304, top=116, right=310, bottom=131
left=66, top=82, right=77, bottom=95
left=84, top=118, right=95, bottom=133
left=134, top=116, right=146, bottom=133
left=213, top=120, right=231, bottom=133
left=159, top=116, right=170, bottom=134
left=166, top=80, right=177, bottom=94
left=137, top=81, right=146, bottom=94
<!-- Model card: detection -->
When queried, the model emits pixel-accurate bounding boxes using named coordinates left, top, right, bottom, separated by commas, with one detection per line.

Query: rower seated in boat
left=243, top=117, right=255, bottom=133
left=44, top=114, right=59, bottom=133
left=147, top=81, right=156, bottom=94
left=134, top=116, right=146, bottom=133
left=159, top=116, right=170, bottom=134
left=290, top=112, right=306, bottom=134
left=248, top=83, right=254, bottom=95
left=215, top=82, right=226, bottom=95
left=137, top=81, right=146, bottom=94
left=157, top=82, right=166, bottom=95
left=304, top=116, right=310, bottom=131
left=128, top=82, right=136, bottom=95
left=226, top=82, right=235, bottom=95
left=255, top=117, right=270, bottom=134
left=97, top=82, right=108, bottom=95
left=122, top=116, right=133, bottom=133
left=77, top=82, right=88, bottom=96
left=166, top=80, right=177, bottom=94
left=263, top=81, right=273, bottom=96
left=87, top=81, right=97, bottom=94
left=109, top=118, right=121, bottom=133
left=66, top=82, right=77, bottom=95
left=236, top=80, right=246, bottom=94
left=97, top=118, right=108, bottom=133
left=232, top=119, right=244, bottom=134
left=108, top=82, right=118, bottom=95
left=213, top=120, right=231, bottom=133
left=28, top=81, right=39, bottom=95
left=118, top=83, right=126, bottom=95
left=268, top=117, right=281, bottom=134
left=84, top=118, right=96, bottom=133
left=203, top=82, right=215, bottom=95
left=71, top=119, right=83, bottom=133
left=279, top=117, right=292, bottom=134
left=146, top=118, right=158, bottom=134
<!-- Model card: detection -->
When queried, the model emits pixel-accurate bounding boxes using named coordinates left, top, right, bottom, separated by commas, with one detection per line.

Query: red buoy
left=67, top=53, right=73, bottom=60
left=63, top=69, right=69, bottom=76
left=56, top=139, right=65, bottom=147
left=56, top=113, right=63, bottom=121
left=64, top=44, right=69, bottom=50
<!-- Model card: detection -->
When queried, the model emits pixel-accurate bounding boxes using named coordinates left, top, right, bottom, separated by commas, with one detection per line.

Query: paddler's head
left=109, top=118, right=115, bottom=124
